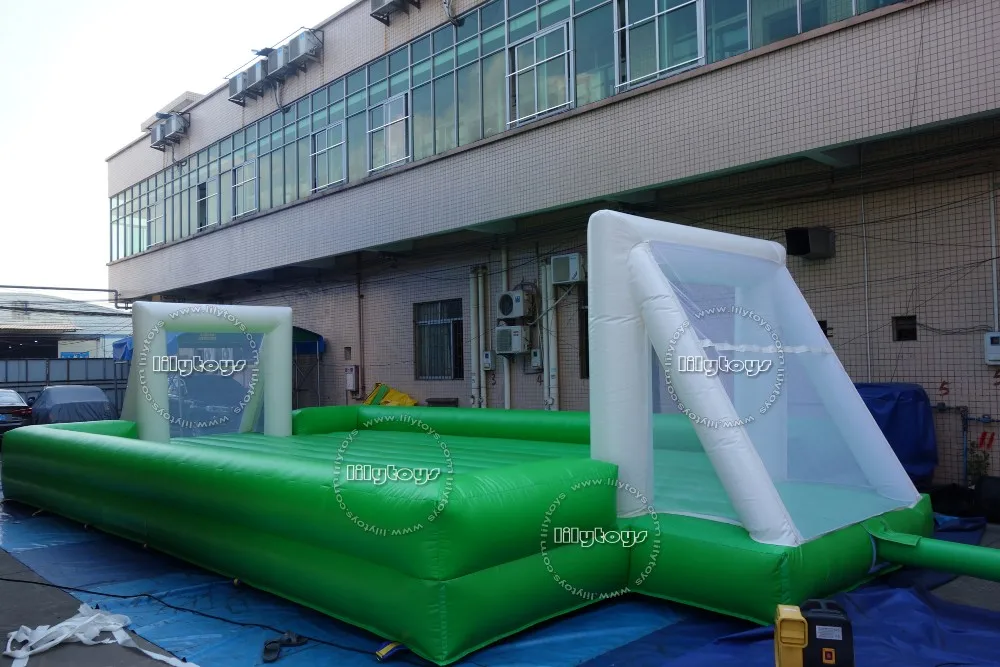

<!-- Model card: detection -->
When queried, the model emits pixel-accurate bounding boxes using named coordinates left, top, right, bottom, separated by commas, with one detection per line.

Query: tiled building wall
left=108, top=0, right=1000, bottom=299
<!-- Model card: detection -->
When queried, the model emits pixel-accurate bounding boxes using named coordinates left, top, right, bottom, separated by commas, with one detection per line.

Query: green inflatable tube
left=867, top=519, right=1000, bottom=582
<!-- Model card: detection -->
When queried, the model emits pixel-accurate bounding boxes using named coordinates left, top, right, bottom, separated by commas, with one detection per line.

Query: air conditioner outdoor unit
left=370, top=0, right=406, bottom=24
left=495, top=326, right=530, bottom=355
left=163, top=114, right=186, bottom=140
left=267, top=45, right=290, bottom=78
left=497, top=290, right=528, bottom=319
left=149, top=123, right=167, bottom=146
left=551, top=253, right=585, bottom=285
left=288, top=31, right=322, bottom=67
left=245, top=60, right=268, bottom=93
left=228, top=72, right=247, bottom=102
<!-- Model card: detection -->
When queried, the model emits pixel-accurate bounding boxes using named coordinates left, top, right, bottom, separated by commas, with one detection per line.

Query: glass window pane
left=312, top=107, right=329, bottom=131
left=412, top=36, right=432, bottom=62
left=347, top=69, right=366, bottom=94
left=312, top=87, right=328, bottom=109
left=329, top=123, right=344, bottom=145
left=259, top=116, right=272, bottom=136
left=456, top=11, right=478, bottom=40
left=509, top=11, right=537, bottom=42
left=284, top=144, right=296, bottom=203
left=434, top=73, right=456, bottom=153
left=297, top=98, right=310, bottom=118
left=536, top=54, right=567, bottom=111
left=433, top=25, right=454, bottom=52
left=538, top=27, right=566, bottom=59
left=390, top=70, right=409, bottom=97
left=347, top=90, right=367, bottom=115
left=387, top=120, right=407, bottom=163
left=480, top=0, right=504, bottom=28
left=329, top=78, right=345, bottom=102
left=575, top=2, right=615, bottom=105
left=389, top=48, right=409, bottom=73
left=457, top=63, right=481, bottom=146
left=283, top=105, right=296, bottom=126
left=412, top=59, right=432, bottom=85
left=369, top=57, right=388, bottom=84
left=234, top=147, right=246, bottom=166
left=482, top=51, right=506, bottom=136
left=434, top=49, right=455, bottom=76
left=220, top=136, right=233, bottom=154
left=482, top=24, right=505, bottom=53
left=371, top=128, right=387, bottom=169
left=750, top=0, right=797, bottom=48
left=370, top=106, right=384, bottom=127
left=628, top=0, right=655, bottom=22
left=369, top=79, right=388, bottom=105
left=574, top=0, right=607, bottom=13
left=628, top=21, right=658, bottom=82
left=329, top=143, right=345, bottom=185
left=259, top=132, right=271, bottom=154
left=220, top=170, right=233, bottom=224
left=347, top=113, right=367, bottom=181
left=509, top=0, right=534, bottom=16
left=457, top=37, right=479, bottom=66
left=539, top=0, right=571, bottom=28
left=259, top=153, right=271, bottom=209
left=330, top=100, right=345, bottom=122
left=197, top=149, right=209, bottom=167
left=388, top=96, right=406, bottom=122
left=271, top=149, right=284, bottom=206
left=802, top=0, right=852, bottom=32
left=245, top=124, right=257, bottom=143
left=315, top=144, right=329, bottom=188
left=234, top=130, right=245, bottom=148
left=516, top=41, right=534, bottom=70
left=705, top=0, right=748, bottom=63
left=515, top=70, right=536, bottom=120
left=858, top=0, right=905, bottom=12
left=412, top=83, right=434, bottom=160
left=272, top=129, right=283, bottom=147
left=285, top=123, right=297, bottom=143
left=297, top=137, right=310, bottom=198
left=660, top=3, right=699, bottom=70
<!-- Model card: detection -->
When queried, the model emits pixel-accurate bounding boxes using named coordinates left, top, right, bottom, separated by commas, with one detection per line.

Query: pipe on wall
left=990, top=171, right=999, bottom=331
left=546, top=261, right=560, bottom=410
left=355, top=252, right=366, bottom=400
left=501, top=244, right=511, bottom=410
left=469, top=268, right=480, bottom=407
left=540, top=259, right=551, bottom=408
left=477, top=266, right=487, bottom=408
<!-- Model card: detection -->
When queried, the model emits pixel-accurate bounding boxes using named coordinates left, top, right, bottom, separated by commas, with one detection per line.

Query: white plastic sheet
left=4, top=603, right=198, bottom=667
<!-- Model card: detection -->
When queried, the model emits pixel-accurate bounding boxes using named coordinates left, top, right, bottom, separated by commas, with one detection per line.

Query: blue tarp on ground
left=1, top=480, right=998, bottom=667
left=856, top=382, right=939, bottom=486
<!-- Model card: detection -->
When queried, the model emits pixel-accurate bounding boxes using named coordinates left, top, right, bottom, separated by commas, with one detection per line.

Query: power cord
left=0, top=575, right=448, bottom=666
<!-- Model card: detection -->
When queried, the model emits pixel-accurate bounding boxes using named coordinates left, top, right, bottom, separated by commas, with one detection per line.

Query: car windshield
left=0, top=391, right=25, bottom=406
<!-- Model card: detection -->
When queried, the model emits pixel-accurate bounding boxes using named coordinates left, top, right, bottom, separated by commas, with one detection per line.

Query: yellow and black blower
left=775, top=600, right=854, bottom=667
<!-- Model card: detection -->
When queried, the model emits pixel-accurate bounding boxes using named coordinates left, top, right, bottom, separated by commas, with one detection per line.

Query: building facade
left=107, top=0, right=1000, bottom=483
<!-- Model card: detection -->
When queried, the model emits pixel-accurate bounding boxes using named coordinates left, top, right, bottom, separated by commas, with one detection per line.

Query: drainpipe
left=469, top=268, right=480, bottom=407
left=356, top=252, right=366, bottom=399
left=501, top=244, right=512, bottom=410
left=990, top=171, right=999, bottom=331
left=540, top=259, right=551, bottom=408
left=546, top=260, right=560, bottom=410
left=477, top=266, right=487, bottom=408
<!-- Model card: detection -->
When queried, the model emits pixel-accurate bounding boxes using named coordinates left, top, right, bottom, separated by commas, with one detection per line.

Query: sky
left=0, top=0, right=351, bottom=305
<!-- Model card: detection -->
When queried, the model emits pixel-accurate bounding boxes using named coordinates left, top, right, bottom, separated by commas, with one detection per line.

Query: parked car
left=30, top=385, right=117, bottom=425
left=0, top=389, right=32, bottom=443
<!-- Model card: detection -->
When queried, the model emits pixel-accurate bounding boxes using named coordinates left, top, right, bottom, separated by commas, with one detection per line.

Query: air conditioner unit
left=245, top=60, right=268, bottom=93
left=149, top=123, right=167, bottom=146
left=551, top=253, right=585, bottom=285
left=162, top=114, right=186, bottom=141
left=495, top=326, right=530, bottom=355
left=228, top=72, right=247, bottom=102
left=267, top=46, right=290, bottom=78
left=497, top=290, right=528, bottom=319
left=288, top=31, right=322, bottom=67
left=370, top=0, right=406, bottom=24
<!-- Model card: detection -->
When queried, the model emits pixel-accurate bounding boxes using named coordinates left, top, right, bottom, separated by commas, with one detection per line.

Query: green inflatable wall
left=0, top=406, right=933, bottom=664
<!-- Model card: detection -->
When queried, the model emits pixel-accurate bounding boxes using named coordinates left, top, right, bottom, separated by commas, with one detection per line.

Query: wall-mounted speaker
left=785, top=226, right=835, bottom=259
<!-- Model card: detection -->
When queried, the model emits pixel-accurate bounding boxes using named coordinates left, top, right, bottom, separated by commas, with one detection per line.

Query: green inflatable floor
left=0, top=406, right=933, bottom=665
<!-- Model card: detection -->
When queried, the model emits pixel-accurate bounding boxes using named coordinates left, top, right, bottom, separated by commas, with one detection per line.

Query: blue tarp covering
left=856, top=382, right=939, bottom=486
left=1, top=477, right=998, bottom=667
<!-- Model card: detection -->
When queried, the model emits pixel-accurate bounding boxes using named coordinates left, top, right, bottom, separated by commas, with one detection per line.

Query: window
left=574, top=2, right=615, bottom=106
left=414, top=299, right=464, bottom=380
left=751, top=0, right=797, bottom=48
left=705, top=0, right=749, bottom=63
left=621, top=0, right=700, bottom=87
left=233, top=161, right=257, bottom=217
left=509, top=24, right=571, bottom=125
left=369, top=94, right=409, bottom=171
left=578, top=286, right=589, bottom=379
left=146, top=198, right=165, bottom=248
left=312, top=122, right=346, bottom=189
left=195, top=178, right=219, bottom=230
left=817, top=319, right=831, bottom=338
left=892, top=316, right=917, bottom=342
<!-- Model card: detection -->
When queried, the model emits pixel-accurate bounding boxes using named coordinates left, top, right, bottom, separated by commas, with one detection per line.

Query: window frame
left=506, top=20, right=574, bottom=127
left=414, top=299, right=465, bottom=381
left=368, top=92, right=411, bottom=172
left=195, top=176, right=220, bottom=231
left=616, top=0, right=703, bottom=91
left=232, top=160, right=258, bottom=219
left=311, top=120, right=348, bottom=191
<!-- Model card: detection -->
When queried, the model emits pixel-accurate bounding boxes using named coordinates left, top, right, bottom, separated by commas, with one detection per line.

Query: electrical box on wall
left=985, top=333, right=1000, bottom=365
left=345, top=365, right=360, bottom=391
left=482, top=350, right=494, bottom=371
left=530, top=348, right=542, bottom=369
